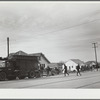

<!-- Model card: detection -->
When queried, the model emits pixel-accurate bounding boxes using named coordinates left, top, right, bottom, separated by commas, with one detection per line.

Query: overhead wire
left=29, top=18, right=100, bottom=39
left=1, top=18, right=100, bottom=43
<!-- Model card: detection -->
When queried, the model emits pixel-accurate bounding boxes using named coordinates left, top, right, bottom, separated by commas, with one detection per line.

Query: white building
left=63, top=59, right=85, bottom=72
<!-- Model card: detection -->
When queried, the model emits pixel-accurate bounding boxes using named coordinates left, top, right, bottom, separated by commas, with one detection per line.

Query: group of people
left=40, top=64, right=82, bottom=77
left=63, top=64, right=81, bottom=76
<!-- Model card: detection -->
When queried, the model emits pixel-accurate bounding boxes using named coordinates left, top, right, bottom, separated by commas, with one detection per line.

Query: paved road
left=0, top=70, right=100, bottom=89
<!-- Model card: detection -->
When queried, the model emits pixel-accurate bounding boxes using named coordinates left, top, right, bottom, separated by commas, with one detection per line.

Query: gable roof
left=9, top=50, right=28, bottom=57
left=29, top=53, right=42, bottom=57
left=29, top=53, right=50, bottom=63
left=9, top=51, right=50, bottom=63
left=70, top=59, right=84, bottom=65
left=15, top=50, right=28, bottom=55
left=85, top=61, right=96, bottom=65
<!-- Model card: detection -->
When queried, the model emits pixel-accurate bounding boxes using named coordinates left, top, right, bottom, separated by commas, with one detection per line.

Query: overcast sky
left=0, top=2, right=100, bottom=62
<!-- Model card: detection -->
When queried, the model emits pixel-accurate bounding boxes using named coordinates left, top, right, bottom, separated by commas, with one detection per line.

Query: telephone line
left=30, top=18, right=100, bottom=38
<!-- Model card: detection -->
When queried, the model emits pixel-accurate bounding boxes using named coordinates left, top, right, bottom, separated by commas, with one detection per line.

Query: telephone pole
left=7, top=37, right=9, bottom=58
left=92, top=42, right=98, bottom=71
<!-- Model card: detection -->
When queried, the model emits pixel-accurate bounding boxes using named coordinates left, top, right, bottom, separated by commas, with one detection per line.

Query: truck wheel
left=28, top=71, right=35, bottom=78
left=7, top=76, right=16, bottom=80
left=0, top=72, right=6, bottom=81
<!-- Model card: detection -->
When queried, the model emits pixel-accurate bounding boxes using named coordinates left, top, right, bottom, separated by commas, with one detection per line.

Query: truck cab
left=0, top=59, right=18, bottom=80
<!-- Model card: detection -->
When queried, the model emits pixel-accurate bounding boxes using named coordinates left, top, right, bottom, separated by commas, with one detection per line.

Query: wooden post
left=7, top=37, right=9, bottom=58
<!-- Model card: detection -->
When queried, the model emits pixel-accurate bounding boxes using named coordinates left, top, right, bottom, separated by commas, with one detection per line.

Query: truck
left=0, top=55, right=40, bottom=81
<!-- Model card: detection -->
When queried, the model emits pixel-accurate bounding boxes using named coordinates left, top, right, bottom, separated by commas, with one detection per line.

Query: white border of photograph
left=0, top=1, right=100, bottom=99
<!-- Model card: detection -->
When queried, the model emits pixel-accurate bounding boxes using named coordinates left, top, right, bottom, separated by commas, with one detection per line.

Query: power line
left=31, top=18, right=100, bottom=38
left=1, top=18, right=100, bottom=46
left=1, top=18, right=100, bottom=43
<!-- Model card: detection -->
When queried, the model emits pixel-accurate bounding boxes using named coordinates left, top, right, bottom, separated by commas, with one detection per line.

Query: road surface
left=0, top=70, right=100, bottom=88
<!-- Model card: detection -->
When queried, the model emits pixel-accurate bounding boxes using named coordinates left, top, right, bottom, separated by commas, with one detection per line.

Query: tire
left=28, top=71, right=35, bottom=78
left=7, top=76, right=16, bottom=80
left=0, top=72, right=6, bottom=81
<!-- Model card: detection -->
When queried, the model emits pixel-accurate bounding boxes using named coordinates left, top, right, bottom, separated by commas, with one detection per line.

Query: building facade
left=9, top=51, right=50, bottom=68
left=63, top=59, right=85, bottom=72
left=29, top=53, right=50, bottom=68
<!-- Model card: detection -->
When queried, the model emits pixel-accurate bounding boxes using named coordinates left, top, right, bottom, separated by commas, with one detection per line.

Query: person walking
left=63, top=64, right=69, bottom=76
left=76, top=64, right=81, bottom=76
left=96, top=63, right=99, bottom=71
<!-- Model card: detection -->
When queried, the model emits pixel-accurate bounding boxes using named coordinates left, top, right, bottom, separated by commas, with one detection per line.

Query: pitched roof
left=29, top=53, right=50, bottom=63
left=9, top=51, right=50, bottom=63
left=29, top=53, right=42, bottom=57
left=15, top=50, right=28, bottom=55
left=9, top=50, right=28, bottom=57
left=85, top=61, right=96, bottom=65
left=70, top=59, right=84, bottom=65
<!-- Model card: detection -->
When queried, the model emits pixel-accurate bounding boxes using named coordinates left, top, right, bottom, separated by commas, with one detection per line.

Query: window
left=0, top=61, right=5, bottom=67
left=40, top=64, right=45, bottom=67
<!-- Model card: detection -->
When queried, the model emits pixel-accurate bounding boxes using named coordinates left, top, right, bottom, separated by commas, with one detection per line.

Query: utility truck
left=0, top=55, right=40, bottom=81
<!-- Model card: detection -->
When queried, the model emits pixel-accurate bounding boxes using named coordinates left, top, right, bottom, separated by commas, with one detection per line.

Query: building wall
left=64, top=60, right=78, bottom=71
left=39, top=56, right=50, bottom=68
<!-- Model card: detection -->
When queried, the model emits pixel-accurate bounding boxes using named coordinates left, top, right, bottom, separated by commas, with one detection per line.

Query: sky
left=0, top=1, right=100, bottom=63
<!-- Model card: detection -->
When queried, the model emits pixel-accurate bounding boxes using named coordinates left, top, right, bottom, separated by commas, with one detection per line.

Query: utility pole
left=7, top=37, right=9, bottom=58
left=92, top=42, right=98, bottom=71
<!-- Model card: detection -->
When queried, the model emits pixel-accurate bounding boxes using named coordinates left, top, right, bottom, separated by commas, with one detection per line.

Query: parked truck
left=0, top=55, right=40, bottom=81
